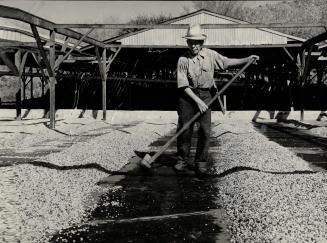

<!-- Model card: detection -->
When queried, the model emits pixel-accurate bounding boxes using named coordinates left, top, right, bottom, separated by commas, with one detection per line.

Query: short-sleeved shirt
left=177, top=48, right=229, bottom=89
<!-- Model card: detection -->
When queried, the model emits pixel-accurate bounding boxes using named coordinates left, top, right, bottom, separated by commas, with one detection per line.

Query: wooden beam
left=300, top=49, right=307, bottom=121
left=0, top=51, right=19, bottom=75
left=31, top=52, right=48, bottom=82
left=104, top=44, right=302, bottom=49
left=299, top=30, right=327, bottom=121
left=54, top=28, right=94, bottom=71
left=0, top=71, right=14, bottom=76
left=223, top=95, right=227, bottom=113
left=95, top=47, right=105, bottom=80
left=67, top=56, right=96, bottom=61
left=30, top=24, right=55, bottom=77
left=14, top=50, right=21, bottom=120
left=106, top=46, right=121, bottom=73
left=95, top=47, right=107, bottom=120
left=19, top=52, right=29, bottom=76
left=301, top=49, right=306, bottom=81
left=0, top=5, right=104, bottom=48
left=18, top=51, right=28, bottom=105
left=302, top=45, right=314, bottom=84
left=0, top=26, right=37, bottom=38
left=53, top=36, right=70, bottom=70
left=31, top=24, right=57, bottom=128
left=49, top=30, right=56, bottom=129
left=0, top=41, right=40, bottom=48
left=301, top=31, right=327, bottom=50
left=282, top=47, right=301, bottom=71
left=55, top=23, right=325, bottom=29
left=102, top=49, right=107, bottom=120
left=0, top=26, right=64, bottom=47
left=30, top=76, right=33, bottom=99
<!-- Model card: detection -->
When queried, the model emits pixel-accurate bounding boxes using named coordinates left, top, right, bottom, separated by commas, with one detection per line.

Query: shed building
left=1, top=7, right=327, bottom=119
left=93, top=9, right=309, bottom=111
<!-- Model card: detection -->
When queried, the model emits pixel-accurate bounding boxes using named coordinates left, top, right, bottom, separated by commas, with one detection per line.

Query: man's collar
left=187, top=48, right=206, bottom=59
left=198, top=48, right=206, bottom=58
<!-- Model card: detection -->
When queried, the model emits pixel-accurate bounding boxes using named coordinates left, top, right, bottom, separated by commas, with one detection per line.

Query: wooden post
left=41, top=76, right=45, bottom=96
left=0, top=51, right=25, bottom=120
left=223, top=95, right=227, bottom=112
left=30, top=24, right=57, bottom=128
left=22, top=78, right=26, bottom=100
left=19, top=52, right=28, bottom=102
left=30, top=77, right=33, bottom=99
left=14, top=50, right=21, bottom=120
left=102, top=48, right=107, bottom=120
left=54, top=29, right=94, bottom=71
left=49, top=30, right=56, bottom=128
left=95, top=47, right=107, bottom=120
left=300, top=46, right=313, bottom=121
left=300, top=49, right=306, bottom=121
left=282, top=47, right=301, bottom=71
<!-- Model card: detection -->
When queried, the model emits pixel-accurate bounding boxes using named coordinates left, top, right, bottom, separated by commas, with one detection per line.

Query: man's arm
left=177, top=57, right=208, bottom=114
left=225, top=55, right=259, bottom=69
left=183, top=87, right=208, bottom=114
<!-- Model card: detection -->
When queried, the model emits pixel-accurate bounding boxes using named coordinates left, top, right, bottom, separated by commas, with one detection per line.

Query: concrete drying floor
left=50, top=119, right=327, bottom=243
left=50, top=129, right=231, bottom=243
left=1, top=111, right=327, bottom=242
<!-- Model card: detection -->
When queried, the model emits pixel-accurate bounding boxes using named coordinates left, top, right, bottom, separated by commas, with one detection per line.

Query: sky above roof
left=0, top=1, right=275, bottom=24
left=0, top=1, right=194, bottom=23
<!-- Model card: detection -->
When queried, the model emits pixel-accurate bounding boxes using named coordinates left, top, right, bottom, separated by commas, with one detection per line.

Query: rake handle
left=148, top=59, right=255, bottom=164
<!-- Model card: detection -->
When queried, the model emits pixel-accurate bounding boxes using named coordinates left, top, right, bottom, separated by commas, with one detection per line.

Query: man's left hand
left=249, top=55, right=260, bottom=64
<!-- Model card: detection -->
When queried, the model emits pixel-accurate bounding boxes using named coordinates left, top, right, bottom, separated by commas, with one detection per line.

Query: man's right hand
left=196, top=98, right=208, bottom=113
left=183, top=87, right=209, bottom=113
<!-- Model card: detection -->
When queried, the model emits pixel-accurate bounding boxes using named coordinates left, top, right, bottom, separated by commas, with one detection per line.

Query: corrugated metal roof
left=0, top=17, right=84, bottom=48
left=108, top=9, right=305, bottom=47
left=0, top=28, right=35, bottom=43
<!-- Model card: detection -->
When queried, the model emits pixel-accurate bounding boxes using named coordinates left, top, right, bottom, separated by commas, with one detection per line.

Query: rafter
left=0, top=5, right=104, bottom=48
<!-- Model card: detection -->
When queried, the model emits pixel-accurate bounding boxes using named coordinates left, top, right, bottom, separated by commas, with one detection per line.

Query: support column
left=14, top=50, right=21, bottom=120
left=300, top=50, right=306, bottom=121
left=31, top=77, right=34, bottom=99
left=102, top=48, right=107, bottom=120
left=41, top=76, right=45, bottom=96
left=49, top=30, right=56, bottom=128
left=95, top=47, right=107, bottom=120
left=31, top=24, right=57, bottom=128
left=300, top=46, right=313, bottom=121
left=223, top=95, right=227, bottom=112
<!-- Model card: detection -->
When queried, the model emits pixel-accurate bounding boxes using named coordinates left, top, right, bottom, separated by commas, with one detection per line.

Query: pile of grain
left=212, top=121, right=327, bottom=242
left=2, top=117, right=175, bottom=243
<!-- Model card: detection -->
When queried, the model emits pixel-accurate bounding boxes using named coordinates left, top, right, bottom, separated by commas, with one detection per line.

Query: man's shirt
left=177, top=48, right=229, bottom=89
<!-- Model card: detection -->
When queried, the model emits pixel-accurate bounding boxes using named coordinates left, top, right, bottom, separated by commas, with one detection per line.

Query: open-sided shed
left=1, top=6, right=327, bottom=127
left=91, top=9, right=310, bottom=111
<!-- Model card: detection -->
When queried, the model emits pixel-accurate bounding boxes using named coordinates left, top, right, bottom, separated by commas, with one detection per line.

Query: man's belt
left=192, top=87, right=211, bottom=91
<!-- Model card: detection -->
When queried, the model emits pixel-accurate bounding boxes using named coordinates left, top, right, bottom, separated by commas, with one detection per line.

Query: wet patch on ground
left=50, top=128, right=231, bottom=243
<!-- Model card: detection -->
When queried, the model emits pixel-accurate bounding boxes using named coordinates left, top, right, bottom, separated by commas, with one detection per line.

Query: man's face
left=187, top=39, right=204, bottom=55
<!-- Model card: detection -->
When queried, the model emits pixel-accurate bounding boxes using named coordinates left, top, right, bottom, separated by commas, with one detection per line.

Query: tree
left=118, top=13, right=173, bottom=35
left=241, top=0, right=326, bottom=38
left=190, top=0, right=327, bottom=39
left=191, top=0, right=245, bottom=18
left=74, top=16, right=122, bottom=41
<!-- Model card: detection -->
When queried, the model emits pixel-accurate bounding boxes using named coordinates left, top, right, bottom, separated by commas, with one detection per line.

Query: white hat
left=183, top=24, right=207, bottom=40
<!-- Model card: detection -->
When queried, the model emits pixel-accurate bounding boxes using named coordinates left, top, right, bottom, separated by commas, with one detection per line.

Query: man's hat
left=183, top=24, right=207, bottom=40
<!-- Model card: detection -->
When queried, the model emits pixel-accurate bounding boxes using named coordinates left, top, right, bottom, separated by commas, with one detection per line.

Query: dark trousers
left=177, top=89, right=212, bottom=163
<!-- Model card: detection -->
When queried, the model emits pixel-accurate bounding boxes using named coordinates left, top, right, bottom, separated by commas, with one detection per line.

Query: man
left=175, top=23, right=259, bottom=174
